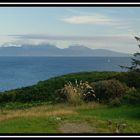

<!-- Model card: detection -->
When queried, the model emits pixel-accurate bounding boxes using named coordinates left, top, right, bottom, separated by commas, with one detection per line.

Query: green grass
left=0, top=103, right=139, bottom=133
left=59, top=105, right=140, bottom=133
left=0, top=117, right=58, bottom=133
left=77, top=105, right=140, bottom=120
left=0, top=71, right=139, bottom=133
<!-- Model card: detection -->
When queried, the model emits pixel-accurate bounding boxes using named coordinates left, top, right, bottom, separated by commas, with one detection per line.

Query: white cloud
left=7, top=34, right=139, bottom=53
left=62, top=14, right=112, bottom=24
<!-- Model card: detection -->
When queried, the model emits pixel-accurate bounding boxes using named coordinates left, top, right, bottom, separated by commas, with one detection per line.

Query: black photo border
left=0, top=1, right=140, bottom=138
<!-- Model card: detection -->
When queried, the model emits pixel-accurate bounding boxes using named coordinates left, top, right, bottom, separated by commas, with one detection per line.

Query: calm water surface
left=0, top=57, right=131, bottom=91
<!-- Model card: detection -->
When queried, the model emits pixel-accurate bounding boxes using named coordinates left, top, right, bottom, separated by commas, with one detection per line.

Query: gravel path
left=59, top=122, right=95, bottom=133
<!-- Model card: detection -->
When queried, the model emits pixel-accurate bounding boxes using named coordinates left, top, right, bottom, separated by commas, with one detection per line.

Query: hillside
left=0, top=71, right=139, bottom=133
left=0, top=71, right=139, bottom=104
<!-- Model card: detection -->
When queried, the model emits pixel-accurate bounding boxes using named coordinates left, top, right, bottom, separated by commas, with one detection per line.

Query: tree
left=120, top=36, right=140, bottom=72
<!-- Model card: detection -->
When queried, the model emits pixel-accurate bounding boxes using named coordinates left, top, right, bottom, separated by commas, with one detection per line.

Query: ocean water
left=0, top=57, right=131, bottom=91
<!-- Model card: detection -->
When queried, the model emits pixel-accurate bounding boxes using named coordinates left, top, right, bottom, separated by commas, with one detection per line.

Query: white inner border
left=0, top=2, right=139, bottom=138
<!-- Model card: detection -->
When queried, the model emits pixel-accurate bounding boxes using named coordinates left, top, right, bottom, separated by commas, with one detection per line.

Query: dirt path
left=59, top=122, right=95, bottom=133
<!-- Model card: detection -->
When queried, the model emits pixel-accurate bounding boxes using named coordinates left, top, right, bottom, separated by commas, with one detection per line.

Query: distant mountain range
left=0, top=44, right=131, bottom=57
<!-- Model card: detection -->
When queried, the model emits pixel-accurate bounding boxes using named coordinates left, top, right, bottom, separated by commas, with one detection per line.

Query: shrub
left=92, top=79, right=129, bottom=103
left=114, top=71, right=140, bottom=89
left=0, top=101, right=47, bottom=110
left=109, top=98, right=121, bottom=107
left=122, top=87, right=140, bottom=105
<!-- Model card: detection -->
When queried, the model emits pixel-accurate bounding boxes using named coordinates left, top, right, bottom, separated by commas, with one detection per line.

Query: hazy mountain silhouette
left=0, top=44, right=130, bottom=57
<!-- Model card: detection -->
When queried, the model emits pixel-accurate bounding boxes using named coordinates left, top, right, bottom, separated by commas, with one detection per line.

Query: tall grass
left=60, top=80, right=96, bottom=106
left=62, top=81, right=83, bottom=106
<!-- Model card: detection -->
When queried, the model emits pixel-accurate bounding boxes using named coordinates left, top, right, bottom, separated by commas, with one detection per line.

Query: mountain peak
left=68, top=45, right=91, bottom=50
left=0, top=43, right=130, bottom=57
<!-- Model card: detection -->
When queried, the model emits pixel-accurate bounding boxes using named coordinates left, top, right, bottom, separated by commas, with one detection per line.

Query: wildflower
left=56, top=117, right=61, bottom=121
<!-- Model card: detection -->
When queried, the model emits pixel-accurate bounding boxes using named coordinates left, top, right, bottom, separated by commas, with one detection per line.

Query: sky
left=0, top=7, right=140, bottom=54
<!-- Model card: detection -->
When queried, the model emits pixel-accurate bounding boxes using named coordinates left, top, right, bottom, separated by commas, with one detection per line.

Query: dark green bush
left=0, top=92, right=15, bottom=103
left=122, top=87, right=140, bottom=105
left=0, top=101, right=48, bottom=110
left=109, top=98, right=121, bottom=107
left=92, top=79, right=129, bottom=103
left=114, top=71, right=140, bottom=89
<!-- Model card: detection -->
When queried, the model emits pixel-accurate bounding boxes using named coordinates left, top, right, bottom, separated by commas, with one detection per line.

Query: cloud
left=10, top=34, right=133, bottom=42
left=62, top=14, right=112, bottom=24
left=9, top=34, right=136, bottom=50
left=10, top=34, right=97, bottom=41
left=6, top=34, right=139, bottom=53
left=1, top=42, right=22, bottom=47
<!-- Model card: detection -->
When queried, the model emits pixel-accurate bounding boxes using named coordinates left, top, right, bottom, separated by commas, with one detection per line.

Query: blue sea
left=0, top=57, right=131, bottom=91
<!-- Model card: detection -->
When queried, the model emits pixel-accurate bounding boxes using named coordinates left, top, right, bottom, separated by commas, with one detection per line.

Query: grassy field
left=0, top=71, right=139, bottom=134
left=0, top=103, right=139, bottom=133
